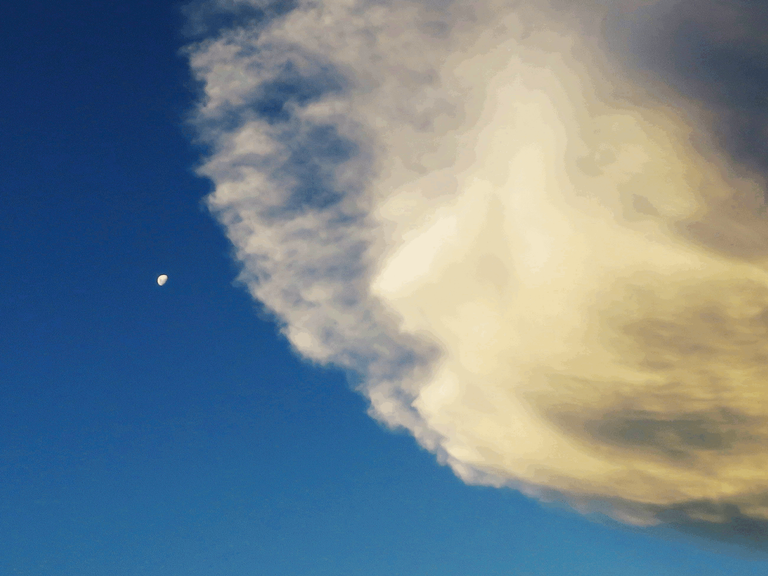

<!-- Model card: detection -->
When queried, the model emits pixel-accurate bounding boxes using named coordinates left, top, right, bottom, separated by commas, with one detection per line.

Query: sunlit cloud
left=185, top=0, right=768, bottom=546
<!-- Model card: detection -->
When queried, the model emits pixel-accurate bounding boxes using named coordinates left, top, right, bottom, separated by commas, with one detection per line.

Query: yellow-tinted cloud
left=187, top=0, right=768, bottom=543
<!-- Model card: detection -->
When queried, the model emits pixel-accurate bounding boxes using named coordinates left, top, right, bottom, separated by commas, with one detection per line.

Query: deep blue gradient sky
left=3, top=1, right=768, bottom=575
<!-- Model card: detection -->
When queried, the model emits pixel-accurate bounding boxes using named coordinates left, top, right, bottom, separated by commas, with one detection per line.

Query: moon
left=157, top=274, right=168, bottom=286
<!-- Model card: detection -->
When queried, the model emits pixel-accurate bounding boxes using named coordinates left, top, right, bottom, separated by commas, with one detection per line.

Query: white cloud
left=186, top=0, right=768, bottom=542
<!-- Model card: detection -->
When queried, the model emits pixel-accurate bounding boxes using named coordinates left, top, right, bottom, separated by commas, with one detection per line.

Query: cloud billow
left=186, top=0, right=768, bottom=550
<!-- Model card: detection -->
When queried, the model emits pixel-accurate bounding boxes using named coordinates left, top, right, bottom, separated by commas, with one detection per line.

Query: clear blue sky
left=3, top=1, right=768, bottom=575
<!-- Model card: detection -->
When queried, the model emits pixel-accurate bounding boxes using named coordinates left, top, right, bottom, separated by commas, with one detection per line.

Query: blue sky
left=4, top=0, right=768, bottom=574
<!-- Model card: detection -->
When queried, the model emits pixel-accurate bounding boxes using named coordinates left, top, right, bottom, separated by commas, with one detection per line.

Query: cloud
left=185, top=0, right=768, bottom=549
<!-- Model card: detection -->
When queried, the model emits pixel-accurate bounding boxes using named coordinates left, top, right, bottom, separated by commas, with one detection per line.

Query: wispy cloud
left=185, top=0, right=768, bottom=548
